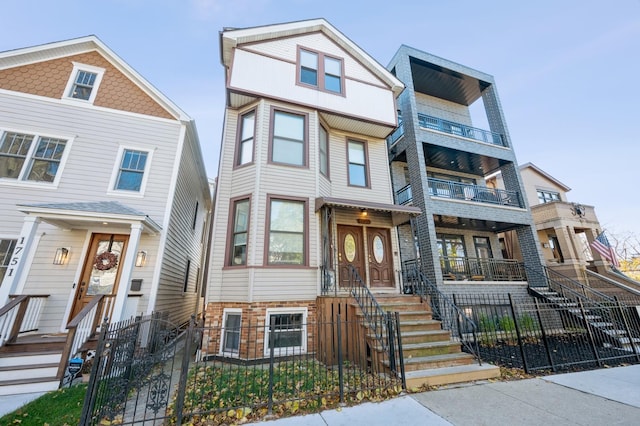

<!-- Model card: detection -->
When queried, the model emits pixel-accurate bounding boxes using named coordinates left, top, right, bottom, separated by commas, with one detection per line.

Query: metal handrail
left=428, top=178, right=522, bottom=208
left=545, top=268, right=615, bottom=303
left=418, top=113, right=506, bottom=147
left=440, top=256, right=527, bottom=281
left=395, top=184, right=413, bottom=205
left=347, top=265, right=389, bottom=351
left=401, top=261, right=481, bottom=363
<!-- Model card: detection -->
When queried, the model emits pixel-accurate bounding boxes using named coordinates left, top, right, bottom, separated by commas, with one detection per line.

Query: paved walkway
left=258, top=364, right=640, bottom=425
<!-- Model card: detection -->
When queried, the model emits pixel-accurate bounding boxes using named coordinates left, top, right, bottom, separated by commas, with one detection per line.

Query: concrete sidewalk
left=259, top=364, right=640, bottom=425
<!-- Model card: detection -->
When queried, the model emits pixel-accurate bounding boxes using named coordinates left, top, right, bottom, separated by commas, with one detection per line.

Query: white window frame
left=263, top=307, right=308, bottom=356
left=108, top=145, right=153, bottom=197
left=0, top=127, right=72, bottom=188
left=0, top=238, right=17, bottom=283
left=62, top=62, right=106, bottom=104
left=219, top=308, right=242, bottom=356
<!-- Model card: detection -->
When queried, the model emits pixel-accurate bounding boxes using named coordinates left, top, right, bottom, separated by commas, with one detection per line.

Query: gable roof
left=0, top=35, right=191, bottom=122
left=220, top=18, right=404, bottom=96
left=520, top=162, right=571, bottom=192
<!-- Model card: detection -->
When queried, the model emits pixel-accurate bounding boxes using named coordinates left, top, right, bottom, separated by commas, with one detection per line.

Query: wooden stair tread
left=403, top=352, right=475, bottom=364
left=0, top=349, right=62, bottom=357
left=0, top=363, right=58, bottom=372
left=0, top=376, right=59, bottom=386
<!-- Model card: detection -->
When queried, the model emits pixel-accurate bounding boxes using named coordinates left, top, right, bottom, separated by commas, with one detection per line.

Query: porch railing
left=0, top=294, right=49, bottom=347
left=401, top=261, right=481, bottom=363
left=545, top=268, right=616, bottom=304
left=428, top=178, right=523, bottom=208
left=57, top=294, right=115, bottom=380
left=440, top=256, right=527, bottom=281
left=418, top=113, right=506, bottom=147
left=396, top=184, right=413, bottom=205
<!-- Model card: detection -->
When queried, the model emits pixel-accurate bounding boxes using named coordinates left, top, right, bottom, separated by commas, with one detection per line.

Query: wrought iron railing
left=347, top=265, right=390, bottom=351
left=440, top=256, right=526, bottom=281
left=0, top=294, right=49, bottom=347
left=401, top=260, right=481, bottom=363
left=545, top=268, right=615, bottom=304
left=418, top=113, right=506, bottom=147
left=428, top=178, right=523, bottom=208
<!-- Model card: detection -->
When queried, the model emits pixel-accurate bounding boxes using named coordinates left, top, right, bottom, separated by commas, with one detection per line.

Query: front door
left=337, top=225, right=365, bottom=288
left=368, top=228, right=394, bottom=287
left=69, top=233, right=128, bottom=321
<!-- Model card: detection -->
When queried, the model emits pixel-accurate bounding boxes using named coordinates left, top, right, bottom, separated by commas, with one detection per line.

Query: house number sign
left=6, top=237, right=25, bottom=278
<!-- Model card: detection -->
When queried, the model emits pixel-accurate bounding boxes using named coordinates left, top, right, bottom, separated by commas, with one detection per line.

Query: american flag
left=591, top=232, right=619, bottom=267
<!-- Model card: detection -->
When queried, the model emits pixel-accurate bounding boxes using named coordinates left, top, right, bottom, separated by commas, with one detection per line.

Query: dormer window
left=63, top=63, right=105, bottom=104
left=297, top=47, right=344, bottom=95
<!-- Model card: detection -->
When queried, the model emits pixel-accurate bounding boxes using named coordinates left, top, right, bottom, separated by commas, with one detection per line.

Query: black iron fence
left=81, top=312, right=404, bottom=425
left=452, top=293, right=640, bottom=373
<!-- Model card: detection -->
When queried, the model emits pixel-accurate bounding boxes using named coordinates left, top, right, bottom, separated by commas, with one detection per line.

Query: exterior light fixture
left=53, top=247, right=69, bottom=265
left=360, top=208, right=368, bottom=217
left=135, top=250, right=147, bottom=267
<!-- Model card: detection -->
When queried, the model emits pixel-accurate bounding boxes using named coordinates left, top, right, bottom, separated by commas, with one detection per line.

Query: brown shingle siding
left=0, top=51, right=174, bottom=119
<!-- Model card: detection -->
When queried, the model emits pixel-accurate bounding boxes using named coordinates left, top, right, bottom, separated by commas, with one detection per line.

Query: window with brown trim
left=298, top=47, right=343, bottom=94
left=229, top=198, right=250, bottom=266
left=347, top=139, right=368, bottom=187
left=236, top=110, right=255, bottom=166
left=267, top=197, right=307, bottom=265
left=319, top=124, right=329, bottom=177
left=270, top=110, right=306, bottom=167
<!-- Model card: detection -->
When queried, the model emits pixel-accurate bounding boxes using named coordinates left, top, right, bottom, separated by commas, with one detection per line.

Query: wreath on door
left=94, top=251, right=118, bottom=271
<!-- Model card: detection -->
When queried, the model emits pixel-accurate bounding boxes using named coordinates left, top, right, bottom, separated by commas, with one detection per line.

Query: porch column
left=0, top=216, right=41, bottom=306
left=110, top=223, right=142, bottom=321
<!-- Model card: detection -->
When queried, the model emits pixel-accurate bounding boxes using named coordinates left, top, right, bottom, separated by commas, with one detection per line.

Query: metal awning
left=315, top=197, right=421, bottom=226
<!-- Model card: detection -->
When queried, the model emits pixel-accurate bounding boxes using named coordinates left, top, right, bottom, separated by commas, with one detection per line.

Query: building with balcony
left=387, top=46, right=546, bottom=295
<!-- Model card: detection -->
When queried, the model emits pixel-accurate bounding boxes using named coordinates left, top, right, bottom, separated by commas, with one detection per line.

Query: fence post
left=534, top=299, right=554, bottom=373
left=174, top=315, right=195, bottom=425
left=386, top=312, right=396, bottom=374
left=616, top=300, right=640, bottom=362
left=394, top=311, right=406, bottom=390
left=579, top=299, right=602, bottom=367
left=508, top=294, right=528, bottom=372
left=79, top=318, right=110, bottom=426
left=337, top=313, right=344, bottom=404
left=267, top=316, right=276, bottom=415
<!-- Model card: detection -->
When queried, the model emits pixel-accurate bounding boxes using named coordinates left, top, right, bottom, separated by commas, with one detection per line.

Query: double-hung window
left=267, top=197, right=306, bottom=265
left=64, top=63, right=105, bottom=104
left=271, top=110, right=306, bottom=167
left=0, top=131, right=67, bottom=183
left=115, top=149, right=149, bottom=192
left=298, top=48, right=343, bottom=94
left=0, top=239, right=17, bottom=282
left=347, top=139, right=368, bottom=187
left=229, top=198, right=250, bottom=266
left=236, top=110, right=255, bottom=166
left=221, top=309, right=242, bottom=355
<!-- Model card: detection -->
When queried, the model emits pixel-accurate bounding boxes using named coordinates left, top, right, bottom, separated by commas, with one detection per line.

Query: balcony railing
left=440, top=256, right=526, bottom=281
left=418, top=113, right=506, bottom=147
left=387, top=122, right=404, bottom=147
left=428, top=178, right=523, bottom=208
left=396, top=184, right=413, bottom=205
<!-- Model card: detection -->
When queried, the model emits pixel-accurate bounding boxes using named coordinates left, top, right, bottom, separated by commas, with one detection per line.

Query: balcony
left=418, top=113, right=506, bottom=147
left=440, top=256, right=526, bottom=281
left=396, top=179, right=523, bottom=208
left=387, top=122, right=404, bottom=147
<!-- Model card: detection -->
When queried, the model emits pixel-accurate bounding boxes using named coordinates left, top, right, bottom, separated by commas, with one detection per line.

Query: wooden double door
left=337, top=225, right=394, bottom=288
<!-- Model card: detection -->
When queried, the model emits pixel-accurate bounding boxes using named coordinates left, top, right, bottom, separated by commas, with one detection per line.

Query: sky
left=2, top=0, right=640, bottom=242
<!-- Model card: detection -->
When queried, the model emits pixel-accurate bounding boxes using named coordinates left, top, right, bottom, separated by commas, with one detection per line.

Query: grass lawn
left=0, top=384, right=87, bottom=426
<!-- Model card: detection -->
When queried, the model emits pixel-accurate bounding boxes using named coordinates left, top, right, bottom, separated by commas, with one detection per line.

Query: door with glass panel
left=368, top=228, right=394, bottom=287
left=437, top=234, right=466, bottom=278
left=337, top=225, right=365, bottom=287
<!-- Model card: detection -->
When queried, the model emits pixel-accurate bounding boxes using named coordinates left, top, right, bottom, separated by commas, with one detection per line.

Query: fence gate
left=80, top=313, right=190, bottom=425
